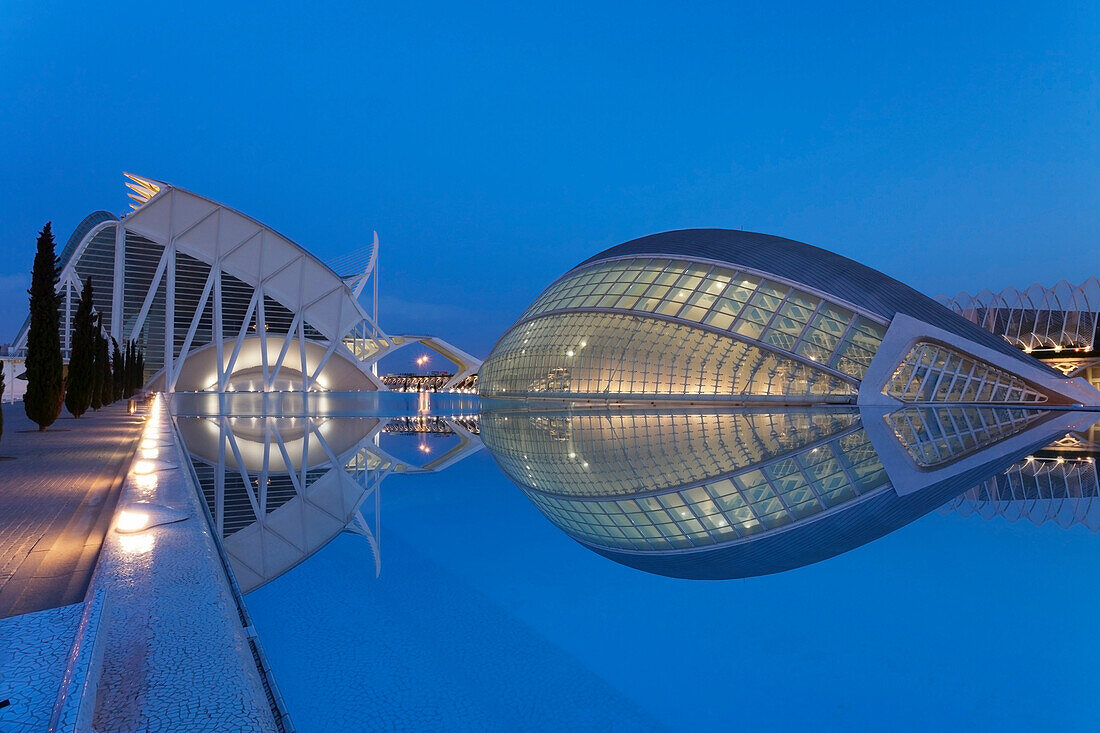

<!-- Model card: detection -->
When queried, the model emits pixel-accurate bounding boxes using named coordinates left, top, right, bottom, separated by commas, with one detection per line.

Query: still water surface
left=168, top=393, right=1100, bottom=731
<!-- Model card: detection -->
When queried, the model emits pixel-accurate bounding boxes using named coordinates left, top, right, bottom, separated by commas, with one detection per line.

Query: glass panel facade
left=480, top=410, right=861, bottom=498
left=885, top=342, right=1048, bottom=404
left=121, top=232, right=166, bottom=376
left=72, top=224, right=117, bottom=334
left=516, top=258, right=887, bottom=380
left=173, top=251, right=213, bottom=356
left=479, top=311, right=856, bottom=399
left=887, top=406, right=1047, bottom=467
left=497, top=421, right=890, bottom=552
left=108, top=236, right=331, bottom=381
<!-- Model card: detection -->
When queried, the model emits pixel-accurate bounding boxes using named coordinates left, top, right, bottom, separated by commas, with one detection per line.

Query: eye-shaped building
left=479, top=229, right=1099, bottom=406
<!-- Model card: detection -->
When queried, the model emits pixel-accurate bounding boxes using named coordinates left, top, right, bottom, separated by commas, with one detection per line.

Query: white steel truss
left=940, top=278, right=1100, bottom=352
left=945, top=455, right=1100, bottom=530
left=175, top=412, right=483, bottom=591
left=13, top=175, right=482, bottom=393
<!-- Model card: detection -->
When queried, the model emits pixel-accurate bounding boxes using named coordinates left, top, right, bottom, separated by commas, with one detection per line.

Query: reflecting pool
left=168, top=393, right=1100, bottom=731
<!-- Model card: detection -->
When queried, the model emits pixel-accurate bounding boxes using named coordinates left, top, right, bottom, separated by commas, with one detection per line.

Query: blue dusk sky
left=1, top=1, right=1097, bottom=359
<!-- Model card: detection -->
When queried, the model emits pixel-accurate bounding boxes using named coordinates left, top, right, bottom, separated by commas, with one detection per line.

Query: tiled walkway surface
left=0, top=402, right=144, bottom=619
left=0, top=602, right=83, bottom=732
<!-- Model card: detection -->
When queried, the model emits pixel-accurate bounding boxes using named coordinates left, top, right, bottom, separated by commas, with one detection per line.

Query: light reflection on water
left=167, top=394, right=1100, bottom=730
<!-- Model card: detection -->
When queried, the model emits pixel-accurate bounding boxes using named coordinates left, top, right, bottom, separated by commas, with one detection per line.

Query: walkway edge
left=48, top=587, right=110, bottom=732
left=167, top=398, right=297, bottom=733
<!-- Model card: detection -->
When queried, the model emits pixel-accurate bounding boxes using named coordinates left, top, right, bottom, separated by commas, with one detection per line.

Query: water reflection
left=943, top=450, right=1100, bottom=530
left=479, top=405, right=1099, bottom=578
left=168, top=393, right=1100, bottom=588
left=170, top=402, right=482, bottom=592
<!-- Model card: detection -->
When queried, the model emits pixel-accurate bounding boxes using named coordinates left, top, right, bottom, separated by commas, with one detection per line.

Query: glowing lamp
left=116, top=510, right=151, bottom=533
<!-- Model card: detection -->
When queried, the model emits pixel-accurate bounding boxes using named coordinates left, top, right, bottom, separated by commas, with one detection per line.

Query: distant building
left=940, top=280, right=1100, bottom=390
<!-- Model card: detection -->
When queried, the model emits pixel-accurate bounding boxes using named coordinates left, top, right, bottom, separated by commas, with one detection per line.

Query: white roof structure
left=939, top=279, right=1100, bottom=352
left=12, top=175, right=481, bottom=394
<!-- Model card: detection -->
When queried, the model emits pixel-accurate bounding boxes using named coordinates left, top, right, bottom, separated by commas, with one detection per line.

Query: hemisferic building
left=478, top=228, right=1099, bottom=407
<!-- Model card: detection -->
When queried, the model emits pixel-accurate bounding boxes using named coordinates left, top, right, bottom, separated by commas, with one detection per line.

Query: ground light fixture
left=114, top=502, right=189, bottom=534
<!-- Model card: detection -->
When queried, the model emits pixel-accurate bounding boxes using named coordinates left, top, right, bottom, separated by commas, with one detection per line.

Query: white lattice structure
left=175, top=412, right=482, bottom=591
left=945, top=455, right=1100, bottom=531
left=939, top=279, right=1100, bottom=352
left=10, top=175, right=481, bottom=394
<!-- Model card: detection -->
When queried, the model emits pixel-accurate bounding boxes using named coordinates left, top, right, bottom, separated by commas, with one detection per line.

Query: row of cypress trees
left=23, top=222, right=145, bottom=430
left=63, top=277, right=145, bottom=418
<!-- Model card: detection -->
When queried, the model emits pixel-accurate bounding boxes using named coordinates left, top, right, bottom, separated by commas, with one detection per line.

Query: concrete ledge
left=86, top=396, right=281, bottom=732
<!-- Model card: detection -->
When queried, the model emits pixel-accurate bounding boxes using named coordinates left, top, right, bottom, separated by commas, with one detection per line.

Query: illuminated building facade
left=479, top=229, right=1098, bottom=406
left=7, top=174, right=480, bottom=395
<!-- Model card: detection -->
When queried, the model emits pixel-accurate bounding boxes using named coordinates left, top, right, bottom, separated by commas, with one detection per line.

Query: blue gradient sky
left=1, top=1, right=1097, bottom=358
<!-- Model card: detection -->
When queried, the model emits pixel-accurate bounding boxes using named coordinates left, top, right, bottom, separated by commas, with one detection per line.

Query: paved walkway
left=0, top=401, right=144, bottom=619
left=0, top=601, right=84, bottom=731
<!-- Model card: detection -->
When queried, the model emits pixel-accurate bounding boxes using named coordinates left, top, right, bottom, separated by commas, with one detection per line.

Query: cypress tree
left=98, top=328, right=112, bottom=407
left=65, top=277, right=96, bottom=418
left=89, top=346, right=103, bottom=410
left=111, top=339, right=124, bottom=402
left=123, top=340, right=141, bottom=398
left=24, top=222, right=64, bottom=431
left=121, top=341, right=130, bottom=399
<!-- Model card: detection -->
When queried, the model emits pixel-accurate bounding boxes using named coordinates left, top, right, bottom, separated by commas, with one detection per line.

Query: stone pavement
left=0, top=401, right=144, bottom=619
left=0, top=601, right=84, bottom=731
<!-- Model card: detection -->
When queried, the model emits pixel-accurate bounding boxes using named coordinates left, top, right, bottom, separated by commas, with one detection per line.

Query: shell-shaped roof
left=576, top=229, right=1052, bottom=373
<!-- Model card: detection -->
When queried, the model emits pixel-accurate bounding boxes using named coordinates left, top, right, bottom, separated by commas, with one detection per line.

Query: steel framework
left=11, top=175, right=482, bottom=393
left=939, top=279, right=1100, bottom=352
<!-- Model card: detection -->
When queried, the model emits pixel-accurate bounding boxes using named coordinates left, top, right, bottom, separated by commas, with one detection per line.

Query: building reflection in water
left=479, top=405, right=1100, bottom=578
left=169, top=398, right=1100, bottom=586
left=172, top=410, right=482, bottom=592
left=942, top=426, right=1100, bottom=530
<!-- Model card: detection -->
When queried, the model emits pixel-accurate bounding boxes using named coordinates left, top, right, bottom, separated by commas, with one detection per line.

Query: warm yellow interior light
left=123, top=172, right=162, bottom=210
